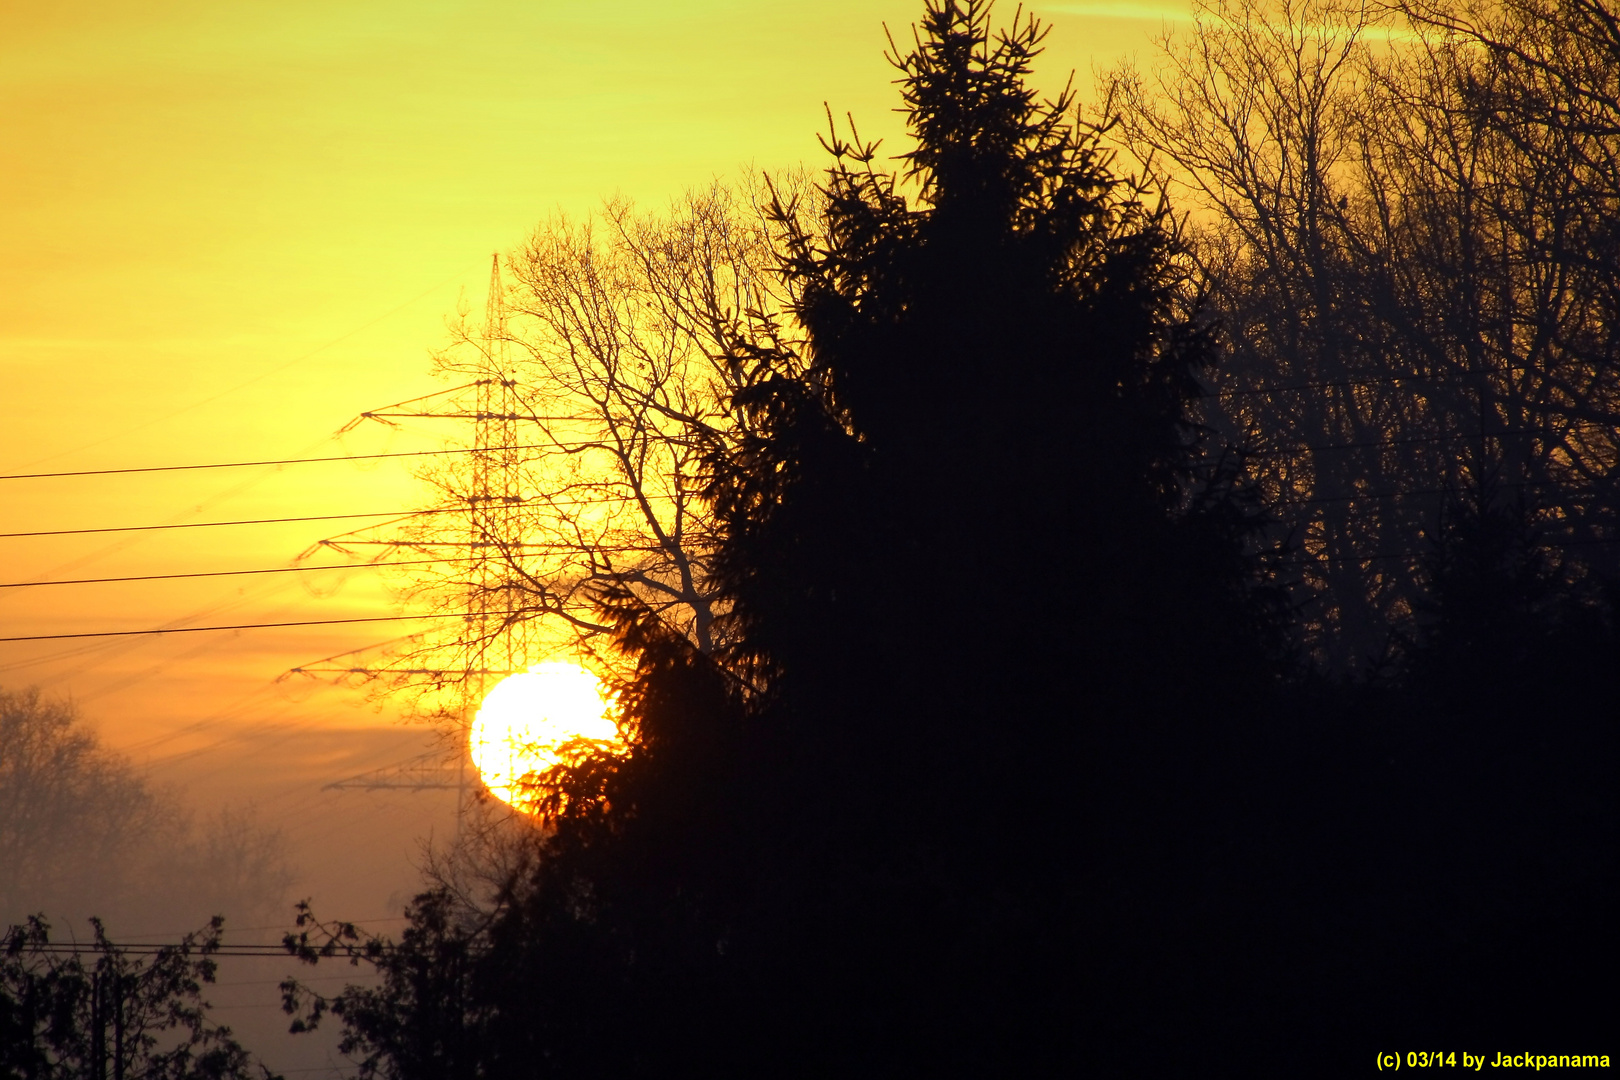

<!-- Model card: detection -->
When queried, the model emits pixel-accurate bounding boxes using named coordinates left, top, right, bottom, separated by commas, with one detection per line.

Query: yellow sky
left=1, top=3, right=1189, bottom=1027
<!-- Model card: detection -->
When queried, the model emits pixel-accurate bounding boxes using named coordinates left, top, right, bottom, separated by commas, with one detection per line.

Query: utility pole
left=112, top=970, right=124, bottom=1080
left=90, top=970, right=105, bottom=1080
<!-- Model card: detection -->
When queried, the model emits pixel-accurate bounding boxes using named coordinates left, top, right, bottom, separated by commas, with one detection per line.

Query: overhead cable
left=0, top=557, right=468, bottom=590
left=0, top=610, right=523, bottom=644
left=15, top=944, right=353, bottom=957
left=0, top=508, right=461, bottom=540
left=0, top=444, right=554, bottom=482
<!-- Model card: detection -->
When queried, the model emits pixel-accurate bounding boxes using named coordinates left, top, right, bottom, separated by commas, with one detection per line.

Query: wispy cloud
left=1042, top=2, right=1422, bottom=40
left=1040, top=2, right=1191, bottom=21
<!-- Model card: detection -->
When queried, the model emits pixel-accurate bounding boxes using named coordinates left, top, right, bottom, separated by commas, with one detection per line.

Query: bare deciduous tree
left=314, top=176, right=812, bottom=708
left=1103, top=0, right=1619, bottom=668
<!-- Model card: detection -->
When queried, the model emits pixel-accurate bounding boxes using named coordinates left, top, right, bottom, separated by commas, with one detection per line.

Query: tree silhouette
left=1105, top=0, right=1620, bottom=669
left=278, top=898, right=486, bottom=1080
left=1, top=917, right=277, bottom=1080
left=693, top=2, right=1285, bottom=1067
left=266, top=1, right=1620, bottom=1069
left=1258, top=484, right=1620, bottom=1048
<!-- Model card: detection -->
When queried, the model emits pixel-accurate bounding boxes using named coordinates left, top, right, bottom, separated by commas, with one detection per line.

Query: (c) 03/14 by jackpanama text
left=1376, top=1050, right=1613, bottom=1070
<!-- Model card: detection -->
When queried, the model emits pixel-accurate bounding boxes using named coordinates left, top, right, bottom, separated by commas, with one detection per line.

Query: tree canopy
left=1, top=916, right=276, bottom=1080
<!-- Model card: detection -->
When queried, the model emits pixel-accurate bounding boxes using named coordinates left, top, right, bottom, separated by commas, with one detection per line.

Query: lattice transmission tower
left=323, top=254, right=533, bottom=815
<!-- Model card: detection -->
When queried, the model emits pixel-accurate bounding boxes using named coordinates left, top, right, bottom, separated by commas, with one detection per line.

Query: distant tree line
left=0, top=688, right=294, bottom=939
left=0, top=690, right=295, bottom=1077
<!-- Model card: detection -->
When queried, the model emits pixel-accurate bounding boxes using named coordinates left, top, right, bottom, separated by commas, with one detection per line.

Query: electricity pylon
left=311, top=254, right=531, bottom=819
left=457, top=253, right=528, bottom=819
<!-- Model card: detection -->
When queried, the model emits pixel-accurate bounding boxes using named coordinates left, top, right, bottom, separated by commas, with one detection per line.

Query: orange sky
left=2, top=0, right=1188, bottom=1068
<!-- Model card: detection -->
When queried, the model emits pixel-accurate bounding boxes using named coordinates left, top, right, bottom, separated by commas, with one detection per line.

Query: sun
left=470, top=661, right=620, bottom=813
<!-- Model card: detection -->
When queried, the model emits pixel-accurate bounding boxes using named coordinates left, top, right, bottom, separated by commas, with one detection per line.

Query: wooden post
left=90, top=971, right=106, bottom=1080
left=112, top=972, right=124, bottom=1080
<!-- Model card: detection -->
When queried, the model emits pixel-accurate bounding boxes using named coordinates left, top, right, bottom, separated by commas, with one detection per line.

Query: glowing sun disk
left=470, top=662, right=618, bottom=812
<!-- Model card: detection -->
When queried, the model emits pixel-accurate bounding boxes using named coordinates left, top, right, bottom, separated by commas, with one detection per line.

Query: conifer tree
left=648, top=0, right=1280, bottom=1068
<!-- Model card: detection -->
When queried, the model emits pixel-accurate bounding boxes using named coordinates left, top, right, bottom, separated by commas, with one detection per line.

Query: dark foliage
left=0, top=917, right=274, bottom=1080
left=1239, top=492, right=1618, bottom=1054
left=279, top=898, right=486, bottom=1080
left=683, top=2, right=1286, bottom=1069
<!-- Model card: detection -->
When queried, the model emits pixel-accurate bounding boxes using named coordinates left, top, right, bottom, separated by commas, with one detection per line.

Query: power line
left=19, top=941, right=485, bottom=958
left=5, top=382, right=1597, bottom=483
left=5, top=492, right=686, bottom=542
left=0, top=557, right=468, bottom=590
left=362, top=411, right=588, bottom=422
left=18, top=945, right=313, bottom=957
left=0, top=610, right=524, bottom=644
left=0, top=430, right=705, bottom=484
left=337, top=380, right=484, bottom=422
left=0, top=444, right=556, bottom=482
left=0, top=508, right=462, bottom=540
left=10, top=260, right=486, bottom=473
left=121, top=916, right=412, bottom=940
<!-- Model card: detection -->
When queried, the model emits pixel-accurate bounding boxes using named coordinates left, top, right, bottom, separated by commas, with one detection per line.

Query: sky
left=2, top=0, right=1190, bottom=1072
